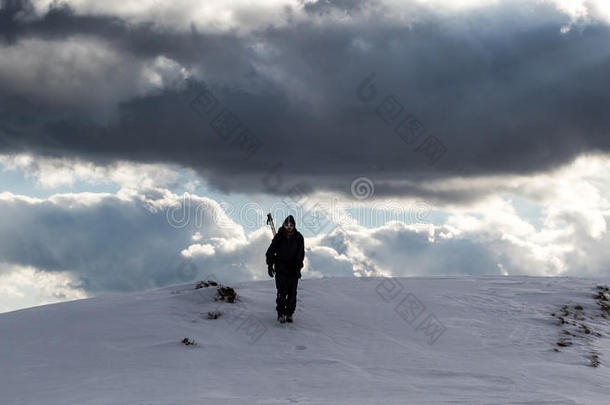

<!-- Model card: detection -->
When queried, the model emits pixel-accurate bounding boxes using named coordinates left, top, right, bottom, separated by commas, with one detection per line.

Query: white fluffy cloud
left=31, top=0, right=310, bottom=35
left=1, top=152, right=610, bottom=313
left=0, top=153, right=197, bottom=190
left=0, top=263, right=88, bottom=313
left=28, top=0, right=610, bottom=35
left=0, top=187, right=246, bottom=294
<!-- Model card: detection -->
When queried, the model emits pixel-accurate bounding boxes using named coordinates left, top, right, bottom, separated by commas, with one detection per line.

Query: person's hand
left=268, top=264, right=275, bottom=278
left=296, top=269, right=302, bottom=279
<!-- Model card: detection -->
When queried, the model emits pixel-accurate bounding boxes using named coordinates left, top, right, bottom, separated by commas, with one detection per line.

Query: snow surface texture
left=2, top=276, right=610, bottom=404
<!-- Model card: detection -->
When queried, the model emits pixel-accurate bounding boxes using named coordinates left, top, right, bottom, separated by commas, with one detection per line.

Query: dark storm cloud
left=1, top=0, right=610, bottom=201
left=301, top=0, right=369, bottom=15
left=0, top=0, right=249, bottom=68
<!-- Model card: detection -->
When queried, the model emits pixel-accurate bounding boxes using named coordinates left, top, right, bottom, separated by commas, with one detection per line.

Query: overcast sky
left=2, top=0, right=610, bottom=312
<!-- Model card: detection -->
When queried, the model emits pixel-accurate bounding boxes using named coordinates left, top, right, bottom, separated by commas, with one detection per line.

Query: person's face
left=284, top=222, right=294, bottom=231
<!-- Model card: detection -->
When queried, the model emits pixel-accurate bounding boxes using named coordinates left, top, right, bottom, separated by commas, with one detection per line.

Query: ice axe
left=266, top=213, right=276, bottom=236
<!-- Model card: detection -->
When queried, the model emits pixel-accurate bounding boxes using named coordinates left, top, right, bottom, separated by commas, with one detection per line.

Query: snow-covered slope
left=2, top=276, right=610, bottom=404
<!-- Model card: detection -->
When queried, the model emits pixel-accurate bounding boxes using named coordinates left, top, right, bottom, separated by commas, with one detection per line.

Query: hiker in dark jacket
left=266, top=214, right=305, bottom=323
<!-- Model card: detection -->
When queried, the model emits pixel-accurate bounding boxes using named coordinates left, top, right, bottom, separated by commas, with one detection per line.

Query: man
left=266, top=215, right=305, bottom=324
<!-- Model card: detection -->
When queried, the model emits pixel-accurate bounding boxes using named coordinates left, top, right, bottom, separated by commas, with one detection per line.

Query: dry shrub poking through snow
left=215, top=286, right=237, bottom=303
left=195, top=280, right=218, bottom=289
left=194, top=280, right=238, bottom=303
left=182, top=337, right=195, bottom=346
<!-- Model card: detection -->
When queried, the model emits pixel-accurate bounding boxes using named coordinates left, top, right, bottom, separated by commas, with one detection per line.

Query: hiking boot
left=285, top=315, right=293, bottom=323
left=278, top=314, right=287, bottom=323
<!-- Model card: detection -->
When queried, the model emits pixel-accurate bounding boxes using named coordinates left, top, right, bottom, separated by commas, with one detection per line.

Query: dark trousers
left=275, top=271, right=299, bottom=316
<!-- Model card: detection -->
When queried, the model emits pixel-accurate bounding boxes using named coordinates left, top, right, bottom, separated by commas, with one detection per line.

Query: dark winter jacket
left=266, top=226, right=305, bottom=276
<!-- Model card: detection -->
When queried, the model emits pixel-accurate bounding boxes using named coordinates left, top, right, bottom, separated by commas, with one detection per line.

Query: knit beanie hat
left=283, top=215, right=296, bottom=227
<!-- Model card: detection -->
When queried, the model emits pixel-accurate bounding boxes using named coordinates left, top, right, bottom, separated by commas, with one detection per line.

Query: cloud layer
left=1, top=152, right=609, bottom=313
left=2, top=0, right=610, bottom=200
